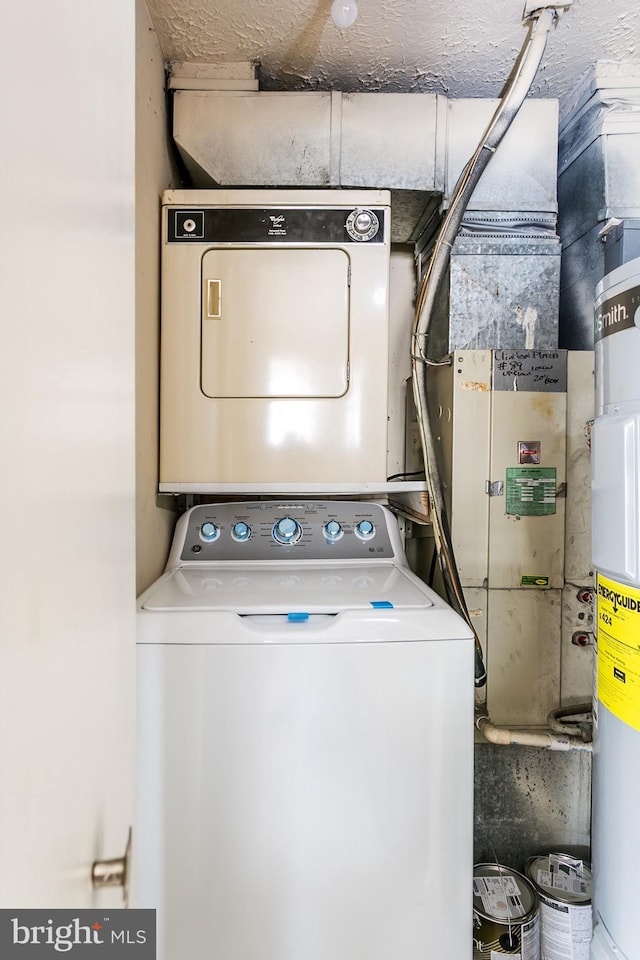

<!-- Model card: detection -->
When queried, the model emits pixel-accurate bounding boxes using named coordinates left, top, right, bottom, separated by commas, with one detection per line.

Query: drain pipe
left=476, top=715, right=592, bottom=752
left=411, top=1, right=588, bottom=751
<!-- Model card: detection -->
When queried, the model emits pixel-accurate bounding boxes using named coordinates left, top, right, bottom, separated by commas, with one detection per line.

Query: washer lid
left=140, top=563, right=433, bottom=614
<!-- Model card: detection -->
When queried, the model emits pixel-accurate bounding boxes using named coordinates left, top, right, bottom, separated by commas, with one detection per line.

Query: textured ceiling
left=146, top=0, right=639, bottom=118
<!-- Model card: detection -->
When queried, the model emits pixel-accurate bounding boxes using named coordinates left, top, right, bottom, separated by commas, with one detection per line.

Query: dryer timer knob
left=346, top=208, right=379, bottom=242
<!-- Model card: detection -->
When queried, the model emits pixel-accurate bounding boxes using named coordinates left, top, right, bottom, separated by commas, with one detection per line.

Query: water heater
left=591, top=257, right=640, bottom=960
left=159, top=189, right=391, bottom=493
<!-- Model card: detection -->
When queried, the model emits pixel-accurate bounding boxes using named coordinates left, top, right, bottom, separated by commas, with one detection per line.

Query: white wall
left=136, top=0, right=177, bottom=594
left=0, top=2, right=136, bottom=904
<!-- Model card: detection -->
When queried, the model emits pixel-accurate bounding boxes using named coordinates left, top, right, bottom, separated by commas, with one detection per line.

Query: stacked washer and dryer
left=136, top=191, right=475, bottom=960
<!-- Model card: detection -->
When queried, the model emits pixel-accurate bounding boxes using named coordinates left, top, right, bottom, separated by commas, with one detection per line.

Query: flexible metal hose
left=411, top=8, right=557, bottom=690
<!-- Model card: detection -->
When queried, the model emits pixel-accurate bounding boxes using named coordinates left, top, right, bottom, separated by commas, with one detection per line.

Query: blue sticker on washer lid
left=287, top=612, right=309, bottom=622
left=370, top=601, right=394, bottom=609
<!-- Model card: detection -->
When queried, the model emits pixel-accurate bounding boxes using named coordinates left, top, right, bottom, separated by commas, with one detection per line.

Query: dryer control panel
left=167, top=206, right=385, bottom=244
left=177, top=501, right=395, bottom=562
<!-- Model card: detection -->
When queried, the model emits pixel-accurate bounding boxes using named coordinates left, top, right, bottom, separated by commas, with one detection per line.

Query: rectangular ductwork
left=170, top=66, right=559, bottom=243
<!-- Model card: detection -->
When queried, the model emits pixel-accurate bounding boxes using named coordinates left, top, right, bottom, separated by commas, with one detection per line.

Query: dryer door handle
left=206, top=279, right=222, bottom=319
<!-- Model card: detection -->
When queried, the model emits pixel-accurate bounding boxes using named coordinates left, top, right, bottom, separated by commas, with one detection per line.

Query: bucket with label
left=473, top=863, right=540, bottom=959
left=524, top=853, right=592, bottom=960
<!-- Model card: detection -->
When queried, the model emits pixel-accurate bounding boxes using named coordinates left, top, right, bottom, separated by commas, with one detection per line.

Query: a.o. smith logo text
left=1, top=910, right=155, bottom=958
left=594, top=284, right=640, bottom=343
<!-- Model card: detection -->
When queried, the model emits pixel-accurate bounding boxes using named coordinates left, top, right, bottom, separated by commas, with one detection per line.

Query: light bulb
left=331, top=0, right=358, bottom=28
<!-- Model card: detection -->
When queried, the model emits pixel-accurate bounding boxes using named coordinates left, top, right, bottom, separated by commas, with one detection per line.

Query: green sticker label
left=521, top=575, right=550, bottom=586
left=505, top=467, right=556, bottom=516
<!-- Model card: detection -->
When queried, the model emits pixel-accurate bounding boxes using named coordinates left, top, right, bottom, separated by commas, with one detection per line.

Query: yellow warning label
left=597, top=573, right=640, bottom=733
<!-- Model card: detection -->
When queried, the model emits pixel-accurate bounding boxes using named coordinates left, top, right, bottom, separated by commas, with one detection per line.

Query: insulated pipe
left=410, top=5, right=577, bottom=746
left=547, top=702, right=593, bottom=741
left=411, top=6, right=558, bottom=689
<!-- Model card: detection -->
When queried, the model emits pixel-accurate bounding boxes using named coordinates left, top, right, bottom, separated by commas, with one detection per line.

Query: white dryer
left=136, top=501, right=474, bottom=960
left=159, top=189, right=391, bottom=492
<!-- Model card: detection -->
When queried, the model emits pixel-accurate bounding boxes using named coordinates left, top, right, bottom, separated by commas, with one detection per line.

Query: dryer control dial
left=354, top=519, right=376, bottom=541
left=199, top=521, right=220, bottom=543
left=272, top=517, right=302, bottom=545
left=346, top=208, right=379, bottom=242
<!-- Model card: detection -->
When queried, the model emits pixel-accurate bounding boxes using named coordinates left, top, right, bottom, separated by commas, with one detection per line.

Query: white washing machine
left=159, top=189, right=391, bottom=492
left=136, top=501, right=474, bottom=960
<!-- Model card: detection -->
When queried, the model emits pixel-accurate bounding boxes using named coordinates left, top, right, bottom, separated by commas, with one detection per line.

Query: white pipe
left=476, top=714, right=592, bottom=752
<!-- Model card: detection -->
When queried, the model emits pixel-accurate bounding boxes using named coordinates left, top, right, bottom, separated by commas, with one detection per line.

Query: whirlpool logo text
left=1, top=911, right=156, bottom=958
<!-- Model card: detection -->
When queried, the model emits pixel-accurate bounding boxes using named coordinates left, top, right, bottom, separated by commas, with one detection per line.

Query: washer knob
left=199, top=521, right=220, bottom=543
left=232, top=521, right=251, bottom=542
left=354, top=519, right=375, bottom=541
left=324, top=520, right=344, bottom=542
left=273, top=516, right=302, bottom=544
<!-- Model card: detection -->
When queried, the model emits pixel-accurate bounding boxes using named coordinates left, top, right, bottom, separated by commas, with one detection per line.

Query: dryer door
left=201, top=247, right=350, bottom=399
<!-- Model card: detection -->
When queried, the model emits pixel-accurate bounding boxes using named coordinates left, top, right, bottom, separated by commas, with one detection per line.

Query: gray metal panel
left=474, top=743, right=591, bottom=869
left=558, top=133, right=640, bottom=248
left=557, top=139, right=606, bottom=250
left=431, top=239, right=561, bottom=354
left=558, top=223, right=605, bottom=350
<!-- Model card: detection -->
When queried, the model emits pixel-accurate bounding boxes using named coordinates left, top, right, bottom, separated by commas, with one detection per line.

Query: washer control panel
left=179, top=501, right=395, bottom=562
